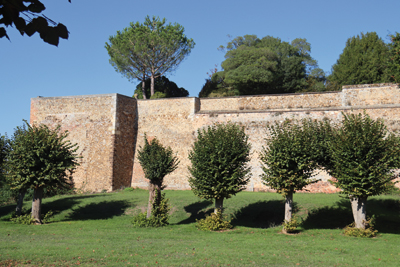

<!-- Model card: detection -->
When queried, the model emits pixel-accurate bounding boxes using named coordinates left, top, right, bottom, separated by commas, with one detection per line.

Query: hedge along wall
left=31, top=83, right=400, bottom=193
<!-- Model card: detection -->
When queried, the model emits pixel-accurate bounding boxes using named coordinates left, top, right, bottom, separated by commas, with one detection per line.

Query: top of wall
left=30, top=83, right=400, bottom=118
left=199, top=83, right=400, bottom=113
left=31, top=93, right=132, bottom=100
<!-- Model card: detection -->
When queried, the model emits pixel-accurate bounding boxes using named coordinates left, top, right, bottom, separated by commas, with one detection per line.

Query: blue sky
left=1, top=0, right=399, bottom=136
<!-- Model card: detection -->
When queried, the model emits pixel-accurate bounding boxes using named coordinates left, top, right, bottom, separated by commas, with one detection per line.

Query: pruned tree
left=137, top=135, right=179, bottom=219
left=0, top=0, right=70, bottom=46
left=188, top=122, right=251, bottom=214
left=323, top=112, right=400, bottom=229
left=5, top=122, right=79, bottom=224
left=260, top=119, right=320, bottom=230
left=106, top=16, right=195, bottom=98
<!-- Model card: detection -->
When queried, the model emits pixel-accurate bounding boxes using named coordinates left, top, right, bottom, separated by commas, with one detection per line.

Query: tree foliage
left=326, top=112, right=400, bottom=197
left=106, top=16, right=195, bottom=98
left=0, top=134, right=8, bottom=175
left=328, top=32, right=389, bottom=90
left=386, top=32, right=400, bottom=83
left=137, top=135, right=179, bottom=218
left=0, top=0, right=70, bottom=46
left=134, top=76, right=189, bottom=99
left=188, top=122, right=251, bottom=213
left=5, top=122, right=79, bottom=224
left=201, top=35, right=325, bottom=97
left=260, top=119, right=320, bottom=226
left=0, top=134, right=9, bottom=187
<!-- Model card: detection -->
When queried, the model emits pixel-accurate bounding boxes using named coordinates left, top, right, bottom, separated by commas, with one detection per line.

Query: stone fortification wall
left=200, top=91, right=343, bottom=111
left=30, top=94, right=136, bottom=192
left=30, top=83, right=400, bottom=193
left=132, top=98, right=199, bottom=190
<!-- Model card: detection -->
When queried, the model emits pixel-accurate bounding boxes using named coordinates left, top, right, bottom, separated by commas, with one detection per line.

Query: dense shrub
left=196, top=209, right=233, bottom=231
left=132, top=193, right=170, bottom=227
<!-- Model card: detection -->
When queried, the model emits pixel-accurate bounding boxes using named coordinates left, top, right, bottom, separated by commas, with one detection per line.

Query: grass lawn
left=0, top=189, right=399, bottom=266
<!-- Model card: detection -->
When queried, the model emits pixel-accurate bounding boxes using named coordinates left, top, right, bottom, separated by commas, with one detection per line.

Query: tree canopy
left=0, top=0, right=70, bottom=46
left=5, top=122, right=79, bottom=224
left=327, top=32, right=389, bottom=91
left=134, top=76, right=189, bottom=99
left=0, top=134, right=9, bottom=183
left=188, top=122, right=251, bottom=213
left=106, top=16, right=195, bottom=98
left=200, top=35, right=325, bottom=97
left=386, top=32, right=400, bottom=83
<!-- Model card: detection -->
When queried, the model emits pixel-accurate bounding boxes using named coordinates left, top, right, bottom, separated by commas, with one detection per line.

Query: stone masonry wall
left=30, top=83, right=400, bottom=193
left=111, top=95, right=137, bottom=190
left=30, top=94, right=136, bottom=192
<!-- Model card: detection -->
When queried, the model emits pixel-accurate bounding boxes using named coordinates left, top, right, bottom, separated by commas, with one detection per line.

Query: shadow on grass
left=177, top=200, right=213, bottom=224
left=368, top=198, right=400, bottom=234
left=65, top=200, right=131, bottom=221
left=40, top=194, right=114, bottom=219
left=1, top=194, right=132, bottom=222
left=0, top=205, right=16, bottom=221
left=302, top=199, right=352, bottom=230
left=231, top=200, right=286, bottom=229
left=302, top=198, right=400, bottom=234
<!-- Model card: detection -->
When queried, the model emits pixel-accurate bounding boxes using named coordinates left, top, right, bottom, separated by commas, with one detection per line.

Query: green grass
left=0, top=189, right=400, bottom=266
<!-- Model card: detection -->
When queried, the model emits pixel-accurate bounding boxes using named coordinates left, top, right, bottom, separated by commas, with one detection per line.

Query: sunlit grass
left=0, top=189, right=399, bottom=266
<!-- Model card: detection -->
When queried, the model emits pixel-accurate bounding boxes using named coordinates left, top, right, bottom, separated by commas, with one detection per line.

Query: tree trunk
left=15, top=190, right=26, bottom=216
left=350, top=196, right=368, bottom=229
left=146, top=183, right=155, bottom=218
left=150, top=74, right=155, bottom=97
left=284, top=192, right=293, bottom=223
left=142, top=78, right=147, bottom=99
left=154, top=184, right=162, bottom=208
left=32, top=186, right=44, bottom=224
left=214, top=198, right=224, bottom=214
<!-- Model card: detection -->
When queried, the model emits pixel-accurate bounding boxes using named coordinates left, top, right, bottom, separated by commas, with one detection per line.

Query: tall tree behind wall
left=106, top=16, right=195, bottom=99
left=199, top=35, right=325, bottom=97
left=386, top=32, right=400, bottom=83
left=327, top=32, right=389, bottom=91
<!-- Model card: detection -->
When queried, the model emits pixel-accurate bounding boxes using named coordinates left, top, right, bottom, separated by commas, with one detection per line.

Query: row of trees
left=136, top=112, right=399, bottom=231
left=2, top=112, right=398, bottom=231
left=187, top=113, right=399, bottom=231
left=200, top=32, right=400, bottom=97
